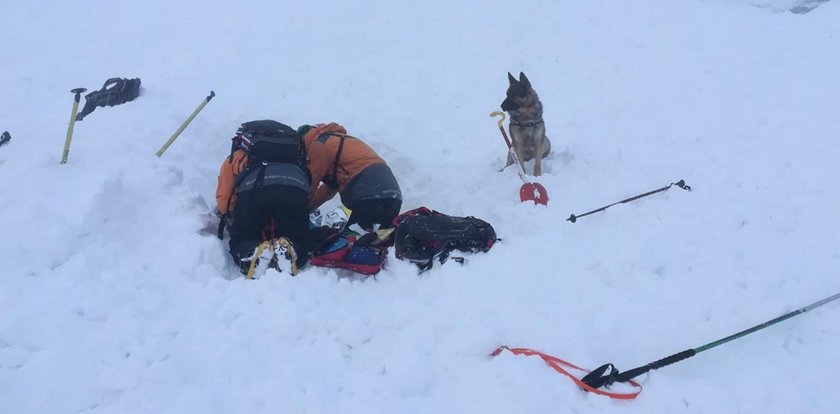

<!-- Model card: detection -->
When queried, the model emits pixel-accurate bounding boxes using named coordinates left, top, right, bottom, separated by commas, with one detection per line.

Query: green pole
left=695, top=292, right=840, bottom=353
left=583, top=291, right=840, bottom=389
left=60, top=88, right=87, bottom=164
left=155, top=91, right=215, bottom=157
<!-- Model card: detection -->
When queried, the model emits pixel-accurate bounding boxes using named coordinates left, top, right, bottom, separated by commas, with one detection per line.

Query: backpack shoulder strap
left=317, top=132, right=350, bottom=189
left=331, top=134, right=347, bottom=185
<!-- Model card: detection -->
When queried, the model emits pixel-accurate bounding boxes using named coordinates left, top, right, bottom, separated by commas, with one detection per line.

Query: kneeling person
left=299, top=123, right=402, bottom=231
left=216, top=120, right=310, bottom=276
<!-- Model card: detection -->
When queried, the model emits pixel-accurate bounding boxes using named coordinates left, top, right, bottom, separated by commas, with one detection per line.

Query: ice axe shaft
left=567, top=180, right=691, bottom=223
left=61, top=88, right=87, bottom=164
left=155, top=91, right=215, bottom=157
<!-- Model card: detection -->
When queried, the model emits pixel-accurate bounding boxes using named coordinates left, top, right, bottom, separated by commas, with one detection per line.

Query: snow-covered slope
left=2, top=1, right=839, bottom=413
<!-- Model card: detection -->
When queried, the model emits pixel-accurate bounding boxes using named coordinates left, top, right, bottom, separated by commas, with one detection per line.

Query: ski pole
left=582, top=291, right=840, bottom=390
left=567, top=179, right=691, bottom=223
left=60, top=88, right=87, bottom=164
left=155, top=90, right=215, bottom=157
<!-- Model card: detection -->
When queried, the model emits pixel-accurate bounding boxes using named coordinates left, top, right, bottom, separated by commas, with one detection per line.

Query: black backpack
left=393, top=207, right=498, bottom=271
left=217, top=120, right=309, bottom=239
left=233, top=120, right=306, bottom=167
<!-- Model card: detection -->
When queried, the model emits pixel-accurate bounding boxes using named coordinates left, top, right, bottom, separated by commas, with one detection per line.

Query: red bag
left=310, top=233, right=388, bottom=276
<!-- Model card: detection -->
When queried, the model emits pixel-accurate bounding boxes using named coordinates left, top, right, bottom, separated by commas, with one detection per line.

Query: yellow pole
left=155, top=91, right=215, bottom=157
left=60, top=88, right=87, bottom=164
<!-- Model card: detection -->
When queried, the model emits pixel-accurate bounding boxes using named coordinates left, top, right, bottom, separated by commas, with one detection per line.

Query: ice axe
left=60, top=88, right=87, bottom=164
left=155, top=90, right=215, bottom=157
left=490, top=111, right=549, bottom=205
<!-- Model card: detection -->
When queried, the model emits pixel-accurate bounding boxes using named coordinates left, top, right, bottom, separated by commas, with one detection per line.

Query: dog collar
left=510, top=117, right=544, bottom=128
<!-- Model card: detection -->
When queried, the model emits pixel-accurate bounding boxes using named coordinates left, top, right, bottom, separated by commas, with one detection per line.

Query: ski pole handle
left=155, top=90, right=215, bottom=157
left=616, top=349, right=696, bottom=383
left=61, top=88, right=87, bottom=164
left=673, top=179, right=692, bottom=191
left=582, top=349, right=697, bottom=390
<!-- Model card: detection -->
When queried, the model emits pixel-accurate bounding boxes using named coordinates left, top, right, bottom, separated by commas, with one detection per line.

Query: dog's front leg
left=533, top=124, right=546, bottom=176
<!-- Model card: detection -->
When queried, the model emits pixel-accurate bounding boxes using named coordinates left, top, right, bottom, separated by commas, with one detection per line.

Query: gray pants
left=340, top=163, right=402, bottom=208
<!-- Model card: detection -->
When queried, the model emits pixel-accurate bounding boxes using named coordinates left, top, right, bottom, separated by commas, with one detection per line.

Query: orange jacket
left=303, top=123, right=385, bottom=210
left=215, top=150, right=249, bottom=215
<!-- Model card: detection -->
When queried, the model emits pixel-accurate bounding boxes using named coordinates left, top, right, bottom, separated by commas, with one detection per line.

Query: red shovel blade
left=520, top=182, right=549, bottom=205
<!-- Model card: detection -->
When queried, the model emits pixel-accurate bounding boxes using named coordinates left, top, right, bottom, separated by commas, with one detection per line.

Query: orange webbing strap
left=491, top=346, right=642, bottom=400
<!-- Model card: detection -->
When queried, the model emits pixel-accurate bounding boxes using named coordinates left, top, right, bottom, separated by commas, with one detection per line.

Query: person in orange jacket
left=216, top=120, right=311, bottom=275
left=298, top=123, right=402, bottom=231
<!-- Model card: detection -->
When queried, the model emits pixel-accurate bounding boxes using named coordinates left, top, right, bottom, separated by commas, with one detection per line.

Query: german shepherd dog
left=501, top=72, right=551, bottom=176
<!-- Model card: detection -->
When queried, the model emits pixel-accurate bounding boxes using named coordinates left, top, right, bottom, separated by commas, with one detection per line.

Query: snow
left=725, top=0, right=832, bottom=13
left=1, top=0, right=839, bottom=412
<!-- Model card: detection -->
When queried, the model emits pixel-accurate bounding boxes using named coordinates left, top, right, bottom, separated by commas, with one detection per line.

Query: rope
left=491, top=346, right=642, bottom=400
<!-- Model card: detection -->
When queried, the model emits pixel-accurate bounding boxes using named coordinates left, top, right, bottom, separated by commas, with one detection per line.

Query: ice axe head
left=70, top=88, right=87, bottom=102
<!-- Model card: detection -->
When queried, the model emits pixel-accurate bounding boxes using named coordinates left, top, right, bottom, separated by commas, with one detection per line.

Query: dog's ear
left=508, top=72, right=518, bottom=85
left=519, top=72, right=531, bottom=89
